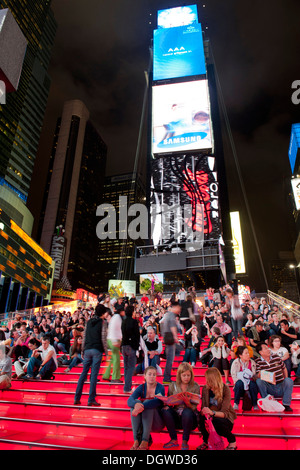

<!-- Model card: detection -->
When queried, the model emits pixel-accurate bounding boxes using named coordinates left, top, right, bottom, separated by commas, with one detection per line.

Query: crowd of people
left=0, top=283, right=300, bottom=450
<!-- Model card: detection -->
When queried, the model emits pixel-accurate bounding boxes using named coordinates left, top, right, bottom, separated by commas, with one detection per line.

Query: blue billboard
left=157, top=5, right=198, bottom=29
left=289, top=123, right=300, bottom=174
left=153, top=24, right=206, bottom=81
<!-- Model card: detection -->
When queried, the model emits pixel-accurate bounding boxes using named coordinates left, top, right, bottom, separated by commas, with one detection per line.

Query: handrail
left=268, top=290, right=300, bottom=318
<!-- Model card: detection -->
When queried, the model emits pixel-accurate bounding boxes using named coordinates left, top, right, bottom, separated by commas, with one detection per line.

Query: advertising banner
left=153, top=23, right=206, bottom=81
left=152, top=80, right=213, bottom=155
left=108, top=279, right=136, bottom=298
left=291, top=177, right=300, bottom=210
left=157, top=5, right=199, bottom=29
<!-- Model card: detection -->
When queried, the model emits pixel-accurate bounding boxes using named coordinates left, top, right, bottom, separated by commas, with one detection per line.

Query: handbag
left=205, top=415, right=225, bottom=450
left=163, top=332, right=175, bottom=346
left=242, top=391, right=253, bottom=411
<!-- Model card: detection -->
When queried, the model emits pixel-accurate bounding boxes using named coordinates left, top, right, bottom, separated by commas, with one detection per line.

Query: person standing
left=102, top=306, right=125, bottom=383
left=121, top=305, right=140, bottom=393
left=74, top=304, right=108, bottom=406
left=162, top=301, right=180, bottom=385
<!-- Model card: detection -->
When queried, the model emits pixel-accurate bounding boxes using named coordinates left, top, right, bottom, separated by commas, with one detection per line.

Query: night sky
left=27, top=0, right=300, bottom=293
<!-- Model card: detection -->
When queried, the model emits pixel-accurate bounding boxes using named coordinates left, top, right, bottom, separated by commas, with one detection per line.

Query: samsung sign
left=152, top=80, right=213, bottom=154
left=288, top=123, right=300, bottom=174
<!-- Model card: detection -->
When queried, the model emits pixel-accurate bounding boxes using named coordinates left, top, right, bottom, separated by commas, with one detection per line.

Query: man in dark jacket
left=74, top=304, right=108, bottom=406
left=121, top=305, right=140, bottom=393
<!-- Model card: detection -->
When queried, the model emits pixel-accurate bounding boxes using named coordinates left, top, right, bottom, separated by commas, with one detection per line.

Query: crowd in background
left=0, top=283, right=300, bottom=449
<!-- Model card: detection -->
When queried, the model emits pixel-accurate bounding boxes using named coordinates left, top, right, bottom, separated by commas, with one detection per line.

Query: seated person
left=0, top=345, right=12, bottom=390
left=128, top=366, right=165, bottom=450
left=197, top=367, right=237, bottom=450
left=255, top=342, right=294, bottom=412
left=182, top=325, right=202, bottom=366
left=279, top=320, right=297, bottom=353
left=247, top=321, right=268, bottom=358
left=13, top=338, right=40, bottom=379
left=24, top=336, right=58, bottom=380
left=268, top=313, right=281, bottom=336
left=230, top=345, right=259, bottom=410
left=290, top=340, right=300, bottom=384
left=268, top=335, right=292, bottom=376
left=161, top=362, right=200, bottom=451
left=200, top=326, right=221, bottom=366
left=211, top=336, right=231, bottom=385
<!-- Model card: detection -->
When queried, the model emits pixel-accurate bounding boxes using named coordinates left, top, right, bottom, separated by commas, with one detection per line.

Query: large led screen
left=157, top=5, right=198, bottom=29
left=152, top=80, right=213, bottom=154
left=153, top=24, right=206, bottom=81
left=289, top=123, right=300, bottom=174
left=150, top=154, right=220, bottom=245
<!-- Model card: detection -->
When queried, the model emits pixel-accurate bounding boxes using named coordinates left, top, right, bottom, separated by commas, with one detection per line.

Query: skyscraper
left=39, top=100, right=107, bottom=294
left=135, top=4, right=235, bottom=290
left=97, top=172, right=146, bottom=292
left=0, top=0, right=57, bottom=233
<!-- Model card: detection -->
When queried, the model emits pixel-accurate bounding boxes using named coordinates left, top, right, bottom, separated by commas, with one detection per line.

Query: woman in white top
left=211, top=336, right=231, bottom=384
left=268, top=335, right=292, bottom=376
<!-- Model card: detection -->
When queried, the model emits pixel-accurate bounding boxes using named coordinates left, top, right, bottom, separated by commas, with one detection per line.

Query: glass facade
left=0, top=0, right=57, bottom=202
left=0, top=208, right=54, bottom=312
left=97, top=173, right=146, bottom=292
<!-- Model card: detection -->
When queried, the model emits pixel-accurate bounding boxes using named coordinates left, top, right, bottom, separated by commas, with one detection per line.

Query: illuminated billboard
left=153, top=23, right=206, bottom=81
left=230, top=211, right=246, bottom=274
left=139, top=273, right=164, bottom=294
left=150, top=154, right=220, bottom=246
left=108, top=279, right=136, bottom=298
left=291, top=177, right=300, bottom=211
left=289, top=123, right=300, bottom=174
left=157, top=5, right=198, bottom=29
left=152, top=80, right=213, bottom=155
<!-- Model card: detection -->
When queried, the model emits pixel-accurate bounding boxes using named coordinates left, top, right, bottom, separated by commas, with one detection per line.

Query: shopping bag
left=257, top=395, right=285, bottom=412
left=205, top=415, right=225, bottom=450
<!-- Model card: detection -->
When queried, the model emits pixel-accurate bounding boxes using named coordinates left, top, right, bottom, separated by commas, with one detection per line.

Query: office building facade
left=39, top=100, right=107, bottom=294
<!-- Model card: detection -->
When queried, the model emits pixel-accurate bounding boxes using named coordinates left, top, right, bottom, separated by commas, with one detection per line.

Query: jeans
left=54, top=342, right=68, bottom=354
left=27, top=356, right=57, bottom=378
left=122, top=345, right=137, bottom=392
left=74, top=348, right=103, bottom=403
left=256, top=377, right=294, bottom=406
left=68, top=353, right=83, bottom=370
left=183, top=348, right=198, bottom=365
left=234, top=379, right=259, bottom=406
left=103, top=340, right=121, bottom=380
left=161, top=407, right=198, bottom=441
left=231, top=318, right=243, bottom=338
left=130, top=403, right=164, bottom=442
left=163, top=344, right=175, bottom=382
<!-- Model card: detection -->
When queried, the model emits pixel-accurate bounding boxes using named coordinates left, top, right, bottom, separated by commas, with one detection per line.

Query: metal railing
left=267, top=290, right=300, bottom=318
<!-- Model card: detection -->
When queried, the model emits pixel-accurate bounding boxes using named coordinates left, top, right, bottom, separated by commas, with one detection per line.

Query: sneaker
left=233, top=403, right=239, bottom=410
left=284, top=405, right=293, bottom=412
left=156, top=366, right=162, bottom=376
left=163, top=380, right=172, bottom=385
left=253, top=405, right=260, bottom=411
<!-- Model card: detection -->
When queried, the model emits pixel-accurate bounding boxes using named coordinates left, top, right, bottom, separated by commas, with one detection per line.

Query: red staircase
left=0, top=340, right=300, bottom=450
